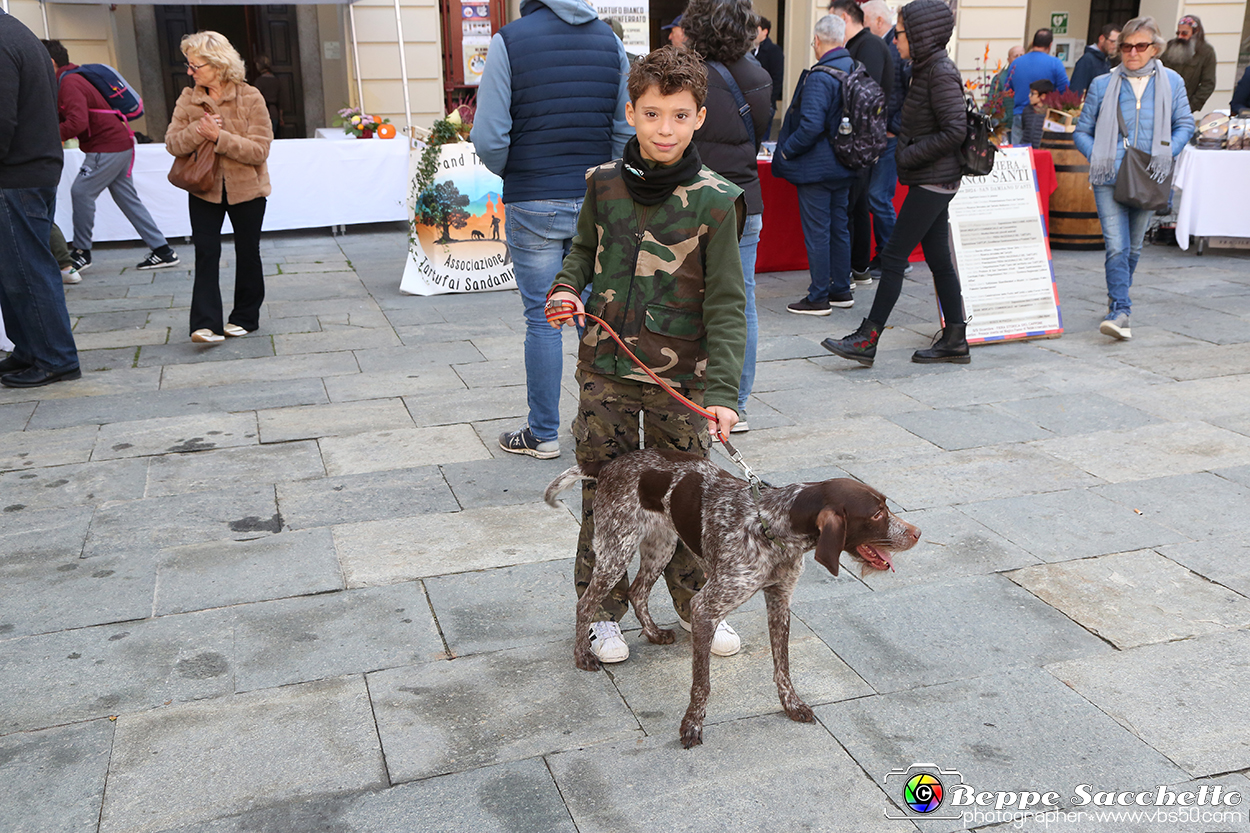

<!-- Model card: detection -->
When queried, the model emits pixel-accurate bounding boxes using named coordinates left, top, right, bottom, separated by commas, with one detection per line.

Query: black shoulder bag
left=706, top=60, right=759, bottom=150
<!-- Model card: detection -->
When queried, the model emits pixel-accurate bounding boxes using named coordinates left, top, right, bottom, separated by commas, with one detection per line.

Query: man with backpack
left=774, top=14, right=859, bottom=315
left=43, top=40, right=178, bottom=273
left=830, top=0, right=892, bottom=289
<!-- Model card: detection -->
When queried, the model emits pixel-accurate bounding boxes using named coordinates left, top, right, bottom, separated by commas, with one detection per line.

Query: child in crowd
left=1021, top=79, right=1055, bottom=146
left=50, top=223, right=80, bottom=284
left=545, top=46, right=747, bottom=665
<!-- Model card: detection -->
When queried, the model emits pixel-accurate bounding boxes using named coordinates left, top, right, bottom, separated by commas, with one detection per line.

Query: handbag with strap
left=168, top=102, right=220, bottom=195
left=706, top=60, right=759, bottom=150
left=1112, top=103, right=1171, bottom=211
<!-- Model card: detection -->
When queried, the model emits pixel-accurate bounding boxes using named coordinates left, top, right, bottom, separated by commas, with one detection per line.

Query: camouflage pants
left=573, top=369, right=712, bottom=623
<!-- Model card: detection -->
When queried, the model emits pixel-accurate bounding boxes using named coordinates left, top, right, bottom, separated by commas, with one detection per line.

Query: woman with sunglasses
left=166, top=31, right=273, bottom=344
left=1073, top=17, right=1193, bottom=341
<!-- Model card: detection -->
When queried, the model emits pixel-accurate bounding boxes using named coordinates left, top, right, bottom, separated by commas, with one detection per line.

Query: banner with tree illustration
left=399, top=141, right=514, bottom=296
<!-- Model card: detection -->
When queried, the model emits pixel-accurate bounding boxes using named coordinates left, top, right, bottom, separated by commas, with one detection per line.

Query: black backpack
left=812, top=62, right=887, bottom=170
left=960, top=96, right=997, bottom=176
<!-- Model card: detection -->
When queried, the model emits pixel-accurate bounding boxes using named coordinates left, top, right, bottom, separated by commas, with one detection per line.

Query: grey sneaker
left=498, top=425, right=560, bottom=459
left=851, top=268, right=873, bottom=287
left=1099, top=312, right=1131, bottom=341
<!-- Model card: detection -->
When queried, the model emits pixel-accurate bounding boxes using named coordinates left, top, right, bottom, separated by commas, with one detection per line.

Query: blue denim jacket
left=1074, top=67, right=1195, bottom=179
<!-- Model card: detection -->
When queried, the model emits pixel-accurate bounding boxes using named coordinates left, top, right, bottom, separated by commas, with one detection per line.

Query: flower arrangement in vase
left=334, top=107, right=392, bottom=138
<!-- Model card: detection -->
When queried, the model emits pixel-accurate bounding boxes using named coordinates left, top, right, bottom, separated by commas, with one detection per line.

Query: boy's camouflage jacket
left=550, top=159, right=747, bottom=413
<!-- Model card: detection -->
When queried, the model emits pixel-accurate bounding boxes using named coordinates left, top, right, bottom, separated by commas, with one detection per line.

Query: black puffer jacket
left=694, top=54, right=773, bottom=215
left=894, top=0, right=965, bottom=186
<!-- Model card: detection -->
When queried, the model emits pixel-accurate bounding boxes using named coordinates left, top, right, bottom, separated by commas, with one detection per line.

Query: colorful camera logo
left=884, top=763, right=964, bottom=821
left=904, top=772, right=944, bottom=813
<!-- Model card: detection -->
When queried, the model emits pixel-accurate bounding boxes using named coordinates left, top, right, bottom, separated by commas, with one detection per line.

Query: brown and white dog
left=545, top=447, right=920, bottom=747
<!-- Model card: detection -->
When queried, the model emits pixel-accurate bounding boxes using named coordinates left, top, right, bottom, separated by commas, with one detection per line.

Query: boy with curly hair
left=546, top=46, right=747, bottom=664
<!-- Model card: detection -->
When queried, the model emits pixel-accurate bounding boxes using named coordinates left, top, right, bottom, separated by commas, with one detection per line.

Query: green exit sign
left=1050, top=11, right=1069, bottom=34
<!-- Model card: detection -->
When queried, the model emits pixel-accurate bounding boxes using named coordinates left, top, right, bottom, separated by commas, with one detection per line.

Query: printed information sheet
left=947, top=146, right=1062, bottom=343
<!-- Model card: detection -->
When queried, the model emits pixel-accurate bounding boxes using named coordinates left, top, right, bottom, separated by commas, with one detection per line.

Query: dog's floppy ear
left=813, top=507, right=846, bottom=576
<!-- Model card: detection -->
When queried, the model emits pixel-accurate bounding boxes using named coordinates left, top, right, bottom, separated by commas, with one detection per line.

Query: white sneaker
left=61, top=266, right=81, bottom=285
left=729, top=420, right=749, bottom=434
left=678, top=617, right=741, bottom=657
left=588, top=621, right=629, bottom=663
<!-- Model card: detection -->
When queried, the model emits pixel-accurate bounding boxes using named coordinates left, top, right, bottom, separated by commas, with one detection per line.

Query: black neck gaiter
left=621, top=136, right=703, bottom=206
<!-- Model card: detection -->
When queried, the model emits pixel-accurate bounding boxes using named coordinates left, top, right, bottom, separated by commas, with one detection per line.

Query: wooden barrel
left=1041, top=130, right=1104, bottom=250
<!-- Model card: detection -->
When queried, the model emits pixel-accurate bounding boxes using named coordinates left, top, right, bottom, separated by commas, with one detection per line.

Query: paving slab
left=1093, top=472, right=1250, bottom=541
left=816, top=667, right=1187, bottom=832
left=993, top=392, right=1162, bottom=435
left=367, top=642, right=641, bottom=783
left=155, top=528, right=343, bottom=615
left=0, top=424, right=99, bottom=472
left=318, top=424, right=490, bottom=475
left=401, top=385, right=529, bottom=427
left=73, top=310, right=152, bottom=333
left=888, top=404, right=1054, bottom=450
left=0, top=719, right=114, bottom=833
left=439, top=454, right=571, bottom=509
left=1157, top=536, right=1250, bottom=597
left=0, top=609, right=234, bottom=733
left=161, top=758, right=578, bottom=833
left=959, top=488, right=1190, bottom=562
left=322, top=366, right=465, bottom=403
left=83, top=485, right=281, bottom=558
left=793, top=575, right=1111, bottom=693
left=1048, top=630, right=1250, bottom=777
left=0, top=457, right=147, bottom=510
left=100, top=676, right=387, bottom=833
left=273, top=327, right=402, bottom=355
left=72, top=327, right=170, bottom=351
left=719, top=416, right=940, bottom=479
left=1031, top=421, right=1250, bottom=483
left=145, top=441, right=325, bottom=497
left=609, top=609, right=873, bottom=739
left=842, top=444, right=1102, bottom=511
left=756, top=378, right=925, bottom=423
left=425, top=559, right=576, bottom=657
left=231, top=582, right=446, bottom=691
left=277, top=465, right=458, bottom=529
left=332, top=501, right=578, bottom=587
left=351, top=342, right=486, bottom=371
left=1008, top=550, right=1250, bottom=648
left=546, top=711, right=916, bottom=833
left=1113, top=341, right=1250, bottom=381
left=92, top=412, right=259, bottom=461
left=881, top=365, right=1057, bottom=407
left=136, top=336, right=277, bottom=367
left=0, top=507, right=155, bottom=638
left=26, top=378, right=328, bottom=431
left=257, top=398, right=413, bottom=443
left=158, top=351, right=361, bottom=390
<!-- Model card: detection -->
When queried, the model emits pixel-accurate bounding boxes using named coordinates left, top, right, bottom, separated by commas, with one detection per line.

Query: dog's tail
left=544, top=465, right=598, bottom=507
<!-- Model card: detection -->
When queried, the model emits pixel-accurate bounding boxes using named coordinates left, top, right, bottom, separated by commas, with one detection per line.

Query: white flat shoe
left=223, top=324, right=248, bottom=337
left=191, top=329, right=225, bottom=344
left=679, top=617, right=742, bottom=657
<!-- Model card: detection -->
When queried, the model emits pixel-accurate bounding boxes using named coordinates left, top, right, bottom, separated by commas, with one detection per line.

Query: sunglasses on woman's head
left=1119, top=42, right=1152, bottom=53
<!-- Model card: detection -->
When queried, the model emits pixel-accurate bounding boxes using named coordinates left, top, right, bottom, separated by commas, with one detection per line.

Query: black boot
left=912, top=323, right=970, bottom=364
left=821, top=318, right=883, bottom=367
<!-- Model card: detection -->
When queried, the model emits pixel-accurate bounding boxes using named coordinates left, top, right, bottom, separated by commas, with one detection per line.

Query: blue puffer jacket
left=1074, top=65, right=1195, bottom=180
left=470, top=0, right=631, bottom=204
left=772, top=48, right=855, bottom=185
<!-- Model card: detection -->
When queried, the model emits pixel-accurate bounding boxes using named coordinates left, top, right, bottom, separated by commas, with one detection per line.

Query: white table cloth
left=54, top=137, right=411, bottom=242
left=1174, top=146, right=1250, bottom=250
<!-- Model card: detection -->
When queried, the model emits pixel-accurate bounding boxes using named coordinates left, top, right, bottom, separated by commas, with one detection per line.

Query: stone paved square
left=2, top=231, right=1247, bottom=831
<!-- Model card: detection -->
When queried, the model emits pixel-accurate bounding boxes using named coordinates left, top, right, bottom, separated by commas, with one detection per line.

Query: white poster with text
left=947, top=146, right=1062, bottom=343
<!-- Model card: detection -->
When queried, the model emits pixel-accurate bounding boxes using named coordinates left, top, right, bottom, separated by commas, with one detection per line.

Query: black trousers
left=188, top=191, right=266, bottom=335
left=848, top=168, right=873, bottom=272
left=867, top=186, right=965, bottom=328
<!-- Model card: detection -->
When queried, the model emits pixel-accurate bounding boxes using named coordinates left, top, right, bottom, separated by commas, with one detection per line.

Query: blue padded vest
left=498, top=3, right=622, bottom=203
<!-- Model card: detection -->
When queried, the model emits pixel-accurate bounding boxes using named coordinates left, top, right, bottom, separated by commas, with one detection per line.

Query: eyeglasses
left=1118, top=42, right=1153, bottom=53
left=895, top=28, right=907, bottom=38
left=185, top=61, right=208, bottom=72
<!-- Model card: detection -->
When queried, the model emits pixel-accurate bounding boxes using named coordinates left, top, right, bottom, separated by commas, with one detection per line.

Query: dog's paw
left=574, top=650, right=601, bottom=672
left=680, top=718, right=704, bottom=748
left=646, top=627, right=676, bottom=645
left=783, top=698, right=815, bottom=723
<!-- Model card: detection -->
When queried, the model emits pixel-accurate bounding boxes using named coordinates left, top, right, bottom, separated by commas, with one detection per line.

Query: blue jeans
left=0, top=187, right=79, bottom=372
left=795, top=180, right=852, bottom=302
left=1092, top=185, right=1151, bottom=316
left=505, top=198, right=582, bottom=443
left=738, top=212, right=763, bottom=413
left=1011, top=113, right=1024, bottom=145
left=868, top=137, right=898, bottom=252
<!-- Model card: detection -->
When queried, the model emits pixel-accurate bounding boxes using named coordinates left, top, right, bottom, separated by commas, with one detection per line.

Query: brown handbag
left=168, top=103, right=219, bottom=195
